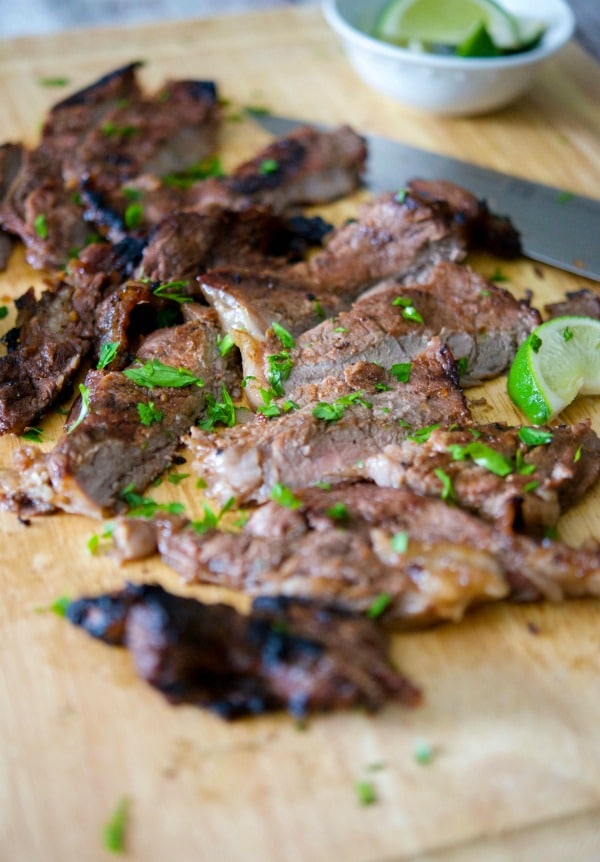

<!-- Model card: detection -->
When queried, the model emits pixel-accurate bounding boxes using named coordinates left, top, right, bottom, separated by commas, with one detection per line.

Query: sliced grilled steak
left=406, top=178, right=522, bottom=259
left=187, top=338, right=471, bottom=504
left=545, top=288, right=600, bottom=320
left=0, top=307, right=239, bottom=517
left=113, top=483, right=600, bottom=628
left=67, top=582, right=420, bottom=719
left=270, top=261, right=539, bottom=408
left=0, top=239, right=143, bottom=435
left=138, top=206, right=328, bottom=284
left=362, top=420, right=600, bottom=533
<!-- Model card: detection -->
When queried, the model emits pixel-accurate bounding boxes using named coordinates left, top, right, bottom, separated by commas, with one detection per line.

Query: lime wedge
left=374, top=0, right=520, bottom=49
left=507, top=316, right=600, bottom=423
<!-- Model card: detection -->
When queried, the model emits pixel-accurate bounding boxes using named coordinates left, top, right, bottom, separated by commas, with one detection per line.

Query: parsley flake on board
left=35, top=594, right=71, bottom=617
left=103, top=796, right=130, bottom=854
left=97, top=342, right=119, bottom=370
left=192, top=498, right=235, bottom=534
left=121, top=485, right=185, bottom=519
left=270, top=482, right=302, bottom=510
left=21, top=426, right=44, bottom=442
left=355, top=779, right=377, bottom=806
left=390, top=532, right=409, bottom=554
left=137, top=401, right=164, bottom=426
left=266, top=352, right=293, bottom=396
left=123, top=360, right=204, bottom=389
left=39, top=76, right=70, bottom=86
left=162, top=156, right=223, bottom=188
left=0, top=306, right=8, bottom=320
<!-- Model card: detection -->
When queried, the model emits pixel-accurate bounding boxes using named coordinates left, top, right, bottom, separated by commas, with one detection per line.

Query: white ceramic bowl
left=321, top=0, right=575, bottom=115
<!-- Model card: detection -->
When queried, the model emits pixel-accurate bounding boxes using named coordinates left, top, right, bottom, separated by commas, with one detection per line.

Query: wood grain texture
left=0, top=7, right=599, bottom=861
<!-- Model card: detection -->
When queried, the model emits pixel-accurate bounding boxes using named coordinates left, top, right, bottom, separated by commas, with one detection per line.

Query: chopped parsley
left=556, top=190, right=575, bottom=204
left=121, top=485, right=185, bottom=519
left=216, top=332, right=236, bottom=356
left=198, top=385, right=237, bottom=430
left=36, top=594, right=71, bottom=617
left=97, top=342, right=119, bottom=370
left=259, top=158, right=279, bottom=175
left=390, top=362, right=412, bottom=383
left=312, top=391, right=372, bottom=423
left=103, top=796, right=129, bottom=854
left=0, top=306, right=7, bottom=320
left=562, top=325, right=574, bottom=342
left=395, top=188, right=407, bottom=203
left=355, top=779, right=377, bottom=806
left=192, top=497, right=235, bottom=534
left=167, top=472, right=190, bottom=485
left=68, top=383, right=90, bottom=434
left=407, top=423, right=440, bottom=444
left=325, top=502, right=349, bottom=522
left=390, top=532, right=409, bottom=554
left=446, top=441, right=514, bottom=477
left=530, top=334, right=542, bottom=353
left=515, top=450, right=536, bottom=476
left=518, top=427, right=553, bottom=446
left=124, top=203, right=143, bottom=230
left=137, top=401, right=164, bottom=426
left=162, top=156, right=224, bottom=189
left=313, top=481, right=332, bottom=490
left=574, top=445, right=582, bottom=463
left=414, top=740, right=435, bottom=765
left=101, top=122, right=137, bottom=137
left=490, top=268, right=508, bottom=282
left=123, top=360, right=204, bottom=389
left=434, top=468, right=455, bottom=502
left=33, top=213, right=48, bottom=239
left=266, top=352, right=294, bottom=396
left=152, top=280, right=191, bottom=304
left=271, top=321, right=295, bottom=350
left=312, top=299, right=326, bottom=320
left=523, top=480, right=540, bottom=493
left=270, top=482, right=302, bottom=510
left=367, top=592, right=392, bottom=619
left=39, top=76, right=70, bottom=87
left=21, top=426, right=44, bottom=442
left=392, top=295, right=424, bottom=324
left=87, top=524, right=114, bottom=555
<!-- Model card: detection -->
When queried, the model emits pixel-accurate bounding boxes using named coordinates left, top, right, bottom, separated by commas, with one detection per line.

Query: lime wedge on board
left=507, top=316, right=600, bottom=423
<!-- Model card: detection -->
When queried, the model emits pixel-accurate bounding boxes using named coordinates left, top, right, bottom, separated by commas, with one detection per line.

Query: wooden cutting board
left=1, top=7, right=600, bottom=861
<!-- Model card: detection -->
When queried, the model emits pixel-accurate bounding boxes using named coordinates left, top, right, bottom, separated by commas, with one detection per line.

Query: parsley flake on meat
left=367, top=593, right=392, bottom=619
left=270, top=482, right=302, bottom=510
left=33, top=213, right=48, bottom=239
left=198, top=385, right=237, bottom=431
left=68, top=383, right=90, bottom=434
left=123, top=360, right=204, bottom=389
left=312, top=391, right=372, bottom=423
left=392, top=295, right=424, bottom=323
left=97, top=342, right=119, bottom=370
left=390, top=362, right=412, bottom=383
left=434, top=468, right=455, bottom=502
left=518, top=427, right=553, bottom=446
left=137, top=401, right=164, bottom=427
left=446, top=441, right=514, bottom=477
left=151, top=280, right=192, bottom=304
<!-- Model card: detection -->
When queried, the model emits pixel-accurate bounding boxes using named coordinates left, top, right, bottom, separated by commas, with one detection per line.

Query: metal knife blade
left=252, top=113, right=600, bottom=282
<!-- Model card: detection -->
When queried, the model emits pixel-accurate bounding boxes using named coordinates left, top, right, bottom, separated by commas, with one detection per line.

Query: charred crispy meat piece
left=113, top=483, right=600, bottom=627
left=187, top=338, right=471, bottom=505
left=67, top=582, right=420, bottom=719
left=0, top=306, right=239, bottom=518
left=0, top=239, right=143, bottom=435
left=545, top=288, right=600, bottom=320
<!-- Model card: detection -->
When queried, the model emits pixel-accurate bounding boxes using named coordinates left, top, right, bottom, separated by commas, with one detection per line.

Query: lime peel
left=507, top=316, right=600, bottom=423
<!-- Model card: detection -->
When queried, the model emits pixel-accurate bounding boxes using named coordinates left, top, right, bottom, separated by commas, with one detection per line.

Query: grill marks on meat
left=0, top=64, right=221, bottom=268
left=187, top=338, right=471, bottom=505
left=362, top=420, right=600, bottom=533
left=0, top=240, right=143, bottom=434
left=0, top=307, right=238, bottom=518
left=66, top=583, right=420, bottom=719
left=113, top=483, right=600, bottom=627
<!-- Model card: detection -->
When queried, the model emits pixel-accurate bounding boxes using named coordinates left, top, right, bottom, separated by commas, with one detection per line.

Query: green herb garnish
left=271, top=321, right=295, bottom=350
left=391, top=295, right=424, bottom=324
left=0, top=306, right=7, bottom=320
left=167, top=472, right=190, bottom=485
left=446, top=441, right=514, bottom=477
left=123, top=360, right=204, bottom=389
left=355, top=779, right=377, bottom=806
left=270, top=482, right=302, bottom=510
left=137, top=401, right=164, bottom=426
left=259, top=158, right=279, bottom=175
left=326, top=502, right=349, bottom=522
left=390, top=362, right=412, bottom=383
left=39, top=76, right=70, bottom=87
left=518, top=427, right=553, bottom=447
left=312, top=391, right=372, bottom=423
left=266, top=352, right=293, bottom=396
left=21, top=426, right=44, bottom=442
left=33, top=213, right=48, bottom=239
left=414, top=740, right=434, bottom=765
left=367, top=592, right=392, bottom=619
left=434, top=468, right=455, bottom=502
left=162, top=156, right=223, bottom=188
left=124, top=203, right=143, bottom=230
left=97, top=342, right=119, bottom=370
left=216, top=332, right=235, bottom=356
left=407, top=423, right=440, bottom=444
left=390, top=532, right=409, bottom=554
left=103, top=796, right=129, bottom=854
left=121, top=485, right=185, bottom=519
left=198, top=385, right=237, bottom=431
left=152, top=280, right=191, bottom=304
left=192, top=497, right=235, bottom=534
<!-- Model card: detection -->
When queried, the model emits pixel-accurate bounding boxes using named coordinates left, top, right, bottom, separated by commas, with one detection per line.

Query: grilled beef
left=0, top=306, right=239, bottom=518
left=0, top=239, right=143, bottom=435
left=187, top=337, right=471, bottom=504
left=545, top=288, right=600, bottom=320
left=67, top=582, right=420, bottom=719
left=113, top=483, right=600, bottom=627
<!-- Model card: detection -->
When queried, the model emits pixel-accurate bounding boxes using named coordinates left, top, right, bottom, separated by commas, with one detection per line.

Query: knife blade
left=252, top=113, right=600, bottom=282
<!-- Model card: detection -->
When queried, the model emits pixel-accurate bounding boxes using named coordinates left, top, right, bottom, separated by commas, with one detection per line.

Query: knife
left=253, top=113, right=600, bottom=282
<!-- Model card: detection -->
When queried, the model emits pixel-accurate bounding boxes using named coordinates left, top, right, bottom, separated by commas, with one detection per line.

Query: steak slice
left=66, top=582, right=420, bottom=719
left=274, top=261, right=539, bottom=407
left=0, top=239, right=143, bottom=435
left=187, top=338, right=471, bottom=505
left=113, top=483, right=600, bottom=628
left=0, top=307, right=238, bottom=518
left=362, top=420, right=600, bottom=533
left=545, top=289, right=600, bottom=320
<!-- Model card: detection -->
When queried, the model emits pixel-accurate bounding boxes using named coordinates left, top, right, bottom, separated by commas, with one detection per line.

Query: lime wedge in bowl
left=374, top=0, right=520, bottom=49
left=507, top=316, right=600, bottom=423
